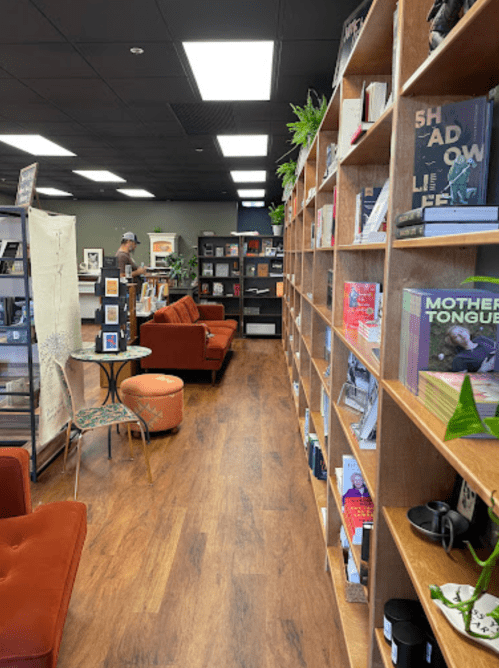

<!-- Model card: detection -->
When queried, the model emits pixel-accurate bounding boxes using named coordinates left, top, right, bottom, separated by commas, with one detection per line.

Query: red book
left=343, top=497, right=374, bottom=543
left=343, top=281, right=380, bottom=331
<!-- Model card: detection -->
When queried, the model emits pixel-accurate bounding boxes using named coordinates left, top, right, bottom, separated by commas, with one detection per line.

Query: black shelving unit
left=0, top=206, right=39, bottom=480
left=241, top=235, right=283, bottom=338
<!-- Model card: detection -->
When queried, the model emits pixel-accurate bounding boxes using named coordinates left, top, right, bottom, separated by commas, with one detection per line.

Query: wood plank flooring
left=30, top=329, right=345, bottom=668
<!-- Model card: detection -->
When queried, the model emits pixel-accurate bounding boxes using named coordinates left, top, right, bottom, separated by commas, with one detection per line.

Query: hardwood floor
left=30, top=330, right=346, bottom=668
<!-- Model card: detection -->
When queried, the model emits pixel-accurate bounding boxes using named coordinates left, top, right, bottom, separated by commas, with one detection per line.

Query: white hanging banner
left=29, top=207, right=84, bottom=447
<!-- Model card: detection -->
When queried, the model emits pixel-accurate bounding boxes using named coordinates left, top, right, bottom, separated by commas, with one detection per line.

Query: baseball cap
left=123, top=231, right=140, bottom=244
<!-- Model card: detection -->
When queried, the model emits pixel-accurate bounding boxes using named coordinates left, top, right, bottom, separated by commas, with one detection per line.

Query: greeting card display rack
left=282, top=1, right=499, bottom=668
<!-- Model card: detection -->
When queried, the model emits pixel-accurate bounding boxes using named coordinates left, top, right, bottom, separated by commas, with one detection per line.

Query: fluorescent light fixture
left=217, top=135, right=268, bottom=157
left=183, top=41, right=273, bottom=101
left=73, top=170, right=125, bottom=182
left=0, top=135, right=75, bottom=156
left=242, top=201, right=265, bottom=208
left=117, top=189, right=155, bottom=198
left=238, top=189, right=265, bottom=198
left=36, top=187, right=73, bottom=197
left=231, top=170, right=266, bottom=183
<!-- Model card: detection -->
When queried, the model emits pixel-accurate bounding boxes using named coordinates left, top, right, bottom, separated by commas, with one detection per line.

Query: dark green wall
left=41, top=199, right=238, bottom=266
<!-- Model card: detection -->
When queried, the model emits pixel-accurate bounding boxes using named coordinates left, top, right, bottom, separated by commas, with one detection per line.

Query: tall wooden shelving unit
left=282, top=1, right=499, bottom=667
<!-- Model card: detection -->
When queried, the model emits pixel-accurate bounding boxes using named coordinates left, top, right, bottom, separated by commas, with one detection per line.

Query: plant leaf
left=444, top=374, right=488, bottom=440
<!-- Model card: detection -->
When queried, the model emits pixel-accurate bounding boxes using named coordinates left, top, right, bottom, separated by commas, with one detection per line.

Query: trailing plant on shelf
left=276, top=160, right=297, bottom=189
left=287, top=90, right=328, bottom=149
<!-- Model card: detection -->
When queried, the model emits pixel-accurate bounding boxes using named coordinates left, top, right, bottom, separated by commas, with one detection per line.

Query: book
left=324, top=325, right=332, bottom=362
left=342, top=454, right=371, bottom=508
left=344, top=498, right=374, bottom=545
left=202, top=262, right=213, bottom=277
left=359, top=179, right=390, bottom=242
left=395, top=204, right=499, bottom=226
left=338, top=98, right=363, bottom=159
left=327, top=270, right=333, bottom=309
left=350, top=121, right=374, bottom=144
left=365, top=81, right=387, bottom=122
left=257, top=263, right=269, bottom=277
left=412, top=96, right=493, bottom=209
left=212, top=282, right=224, bottom=296
left=395, top=222, right=499, bottom=239
left=275, top=282, right=283, bottom=298
left=343, top=281, right=380, bottom=330
left=320, top=204, right=335, bottom=247
left=398, top=288, right=499, bottom=395
left=354, top=186, right=382, bottom=243
left=215, top=263, right=229, bottom=277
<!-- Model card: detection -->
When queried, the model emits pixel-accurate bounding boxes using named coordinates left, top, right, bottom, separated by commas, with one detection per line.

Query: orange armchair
left=0, top=448, right=87, bottom=668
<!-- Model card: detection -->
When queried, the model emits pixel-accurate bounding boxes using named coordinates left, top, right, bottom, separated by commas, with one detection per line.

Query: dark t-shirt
left=451, top=336, right=496, bottom=372
left=115, top=250, right=143, bottom=292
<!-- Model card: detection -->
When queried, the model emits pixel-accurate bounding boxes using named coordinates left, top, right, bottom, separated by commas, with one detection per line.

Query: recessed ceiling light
left=117, top=188, right=155, bottom=198
left=0, top=135, right=76, bottom=156
left=231, top=170, right=266, bottom=183
left=183, top=41, right=273, bottom=101
left=36, top=187, right=73, bottom=197
left=242, top=201, right=265, bottom=207
left=130, top=47, right=144, bottom=54
left=238, top=189, right=265, bottom=198
left=217, top=135, right=268, bottom=157
left=73, top=170, right=125, bottom=182
left=195, top=147, right=204, bottom=152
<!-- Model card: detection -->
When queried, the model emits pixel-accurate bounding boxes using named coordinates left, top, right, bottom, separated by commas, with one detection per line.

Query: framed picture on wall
left=83, top=248, right=104, bottom=272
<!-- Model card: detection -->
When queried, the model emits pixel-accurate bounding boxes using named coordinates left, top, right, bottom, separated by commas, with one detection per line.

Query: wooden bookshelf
left=281, top=1, right=499, bottom=666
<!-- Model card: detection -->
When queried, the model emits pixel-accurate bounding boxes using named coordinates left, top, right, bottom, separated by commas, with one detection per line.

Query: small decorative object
left=427, top=0, right=478, bottom=53
left=430, top=492, right=499, bottom=649
left=83, top=248, right=104, bottom=272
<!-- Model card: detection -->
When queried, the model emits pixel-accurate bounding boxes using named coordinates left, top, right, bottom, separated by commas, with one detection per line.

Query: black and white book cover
left=412, top=96, right=493, bottom=209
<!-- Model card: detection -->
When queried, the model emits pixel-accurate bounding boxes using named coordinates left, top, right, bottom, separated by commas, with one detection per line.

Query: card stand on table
left=94, top=266, right=128, bottom=353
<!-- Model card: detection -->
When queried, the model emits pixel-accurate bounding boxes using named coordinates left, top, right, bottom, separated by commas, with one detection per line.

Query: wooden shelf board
left=384, top=506, right=499, bottom=668
left=318, top=169, right=337, bottom=194
left=327, top=545, right=369, bottom=668
left=393, top=229, right=499, bottom=248
left=334, top=327, right=381, bottom=379
left=336, top=242, right=387, bottom=251
left=333, top=401, right=377, bottom=503
left=329, top=472, right=363, bottom=575
left=302, top=376, right=311, bottom=405
left=374, top=628, right=392, bottom=668
left=309, top=471, right=327, bottom=542
left=383, top=380, right=499, bottom=513
left=302, top=333, right=312, bottom=357
left=312, top=356, right=330, bottom=396
left=403, top=0, right=499, bottom=97
left=341, top=107, right=393, bottom=166
left=344, top=0, right=398, bottom=77
left=314, top=303, right=333, bottom=326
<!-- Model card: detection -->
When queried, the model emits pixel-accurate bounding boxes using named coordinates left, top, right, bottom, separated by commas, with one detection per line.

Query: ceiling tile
left=157, top=0, right=279, bottom=39
left=0, top=0, right=65, bottom=43
left=279, top=40, right=339, bottom=76
left=32, top=0, right=171, bottom=42
left=280, top=0, right=362, bottom=40
left=108, top=78, right=196, bottom=105
left=78, top=42, right=184, bottom=78
left=0, top=43, right=96, bottom=78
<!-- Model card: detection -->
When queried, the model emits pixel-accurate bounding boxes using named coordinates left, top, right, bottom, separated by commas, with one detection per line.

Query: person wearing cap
left=115, top=232, right=146, bottom=290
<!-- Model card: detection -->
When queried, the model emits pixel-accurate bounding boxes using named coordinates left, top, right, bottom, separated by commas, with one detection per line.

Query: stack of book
left=418, top=371, right=499, bottom=426
left=358, top=319, right=380, bottom=343
left=395, top=205, right=499, bottom=239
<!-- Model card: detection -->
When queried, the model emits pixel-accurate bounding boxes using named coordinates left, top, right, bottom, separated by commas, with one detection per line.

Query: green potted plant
left=268, top=203, right=285, bottom=236
left=287, top=90, right=328, bottom=149
left=166, top=252, right=198, bottom=286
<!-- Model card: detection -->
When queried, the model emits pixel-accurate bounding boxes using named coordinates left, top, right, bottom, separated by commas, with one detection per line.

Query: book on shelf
left=327, top=269, right=333, bottom=309
left=324, top=325, right=332, bottom=363
left=395, top=221, right=499, bottom=239
left=246, top=239, right=261, bottom=256
left=304, top=407, right=310, bottom=449
left=202, top=262, right=213, bottom=277
left=246, top=264, right=256, bottom=277
left=358, top=178, right=390, bottom=243
left=200, top=283, right=210, bottom=295
left=332, top=0, right=373, bottom=90
left=342, top=454, right=371, bottom=508
left=350, top=121, right=374, bottom=145
left=395, top=204, right=499, bottom=226
left=365, top=81, right=387, bottom=122
left=215, top=246, right=224, bottom=257
left=275, top=282, right=283, bottom=298
left=338, top=97, right=363, bottom=159
left=351, top=380, right=378, bottom=449
left=343, top=497, right=375, bottom=545
left=233, top=283, right=240, bottom=297
left=212, top=282, right=224, bottom=296
left=257, top=263, right=269, bottom=277
left=323, top=142, right=338, bottom=181
left=412, top=96, right=493, bottom=209
left=354, top=186, right=382, bottom=243
left=418, top=371, right=499, bottom=438
left=319, top=204, right=335, bottom=248
left=398, top=288, right=499, bottom=395
left=358, top=319, right=381, bottom=343
left=343, top=281, right=380, bottom=330
left=225, top=243, right=239, bottom=256
left=215, top=262, right=229, bottom=277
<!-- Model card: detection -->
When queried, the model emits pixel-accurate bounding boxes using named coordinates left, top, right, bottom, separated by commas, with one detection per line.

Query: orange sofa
left=140, top=295, right=237, bottom=382
left=0, top=448, right=87, bottom=668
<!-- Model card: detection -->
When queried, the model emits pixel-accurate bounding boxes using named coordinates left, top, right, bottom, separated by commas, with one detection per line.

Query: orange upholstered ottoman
left=120, top=374, right=184, bottom=433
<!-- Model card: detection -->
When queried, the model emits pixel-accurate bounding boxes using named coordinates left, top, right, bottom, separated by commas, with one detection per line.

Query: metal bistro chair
left=54, top=360, right=153, bottom=499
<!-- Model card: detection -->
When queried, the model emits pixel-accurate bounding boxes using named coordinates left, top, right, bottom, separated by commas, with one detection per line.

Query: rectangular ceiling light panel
left=73, top=170, right=125, bottom=182
left=0, top=135, right=75, bottom=156
left=238, top=189, right=265, bottom=198
left=37, top=187, right=73, bottom=196
left=117, top=189, right=155, bottom=198
left=231, top=170, right=266, bottom=182
left=217, top=135, right=268, bottom=157
left=183, top=41, right=273, bottom=101
left=242, top=201, right=265, bottom=207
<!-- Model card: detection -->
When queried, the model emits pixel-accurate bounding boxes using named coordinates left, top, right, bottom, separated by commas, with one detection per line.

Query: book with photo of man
left=399, top=288, right=499, bottom=395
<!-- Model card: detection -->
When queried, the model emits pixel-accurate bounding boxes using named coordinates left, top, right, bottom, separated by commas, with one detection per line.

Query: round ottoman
left=120, top=374, right=184, bottom=434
